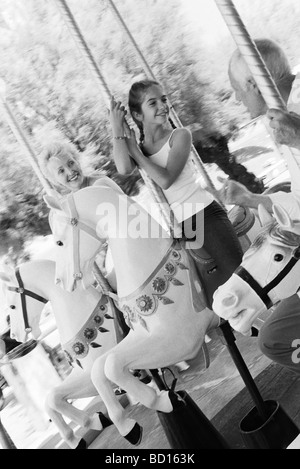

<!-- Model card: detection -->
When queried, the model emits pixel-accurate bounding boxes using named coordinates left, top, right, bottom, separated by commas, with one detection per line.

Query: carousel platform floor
left=86, top=329, right=300, bottom=451
left=2, top=325, right=300, bottom=450
left=211, top=362, right=300, bottom=449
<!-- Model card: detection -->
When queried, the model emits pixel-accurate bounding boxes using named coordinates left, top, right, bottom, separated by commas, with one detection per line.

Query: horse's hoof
left=75, top=438, right=87, bottom=449
left=123, top=422, right=143, bottom=446
left=114, top=387, right=126, bottom=396
left=139, top=374, right=152, bottom=384
left=250, top=326, right=259, bottom=337
left=98, top=411, right=113, bottom=429
left=133, top=370, right=152, bottom=384
left=175, top=361, right=190, bottom=372
left=168, top=390, right=185, bottom=411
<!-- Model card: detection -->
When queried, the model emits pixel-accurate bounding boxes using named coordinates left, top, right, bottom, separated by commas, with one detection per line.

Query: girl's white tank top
left=147, top=129, right=214, bottom=222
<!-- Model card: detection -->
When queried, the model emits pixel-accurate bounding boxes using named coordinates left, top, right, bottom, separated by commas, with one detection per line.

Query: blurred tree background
left=0, top=0, right=299, bottom=261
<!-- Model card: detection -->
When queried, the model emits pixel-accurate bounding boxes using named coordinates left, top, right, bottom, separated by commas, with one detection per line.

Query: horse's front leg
left=45, top=367, right=111, bottom=449
left=91, top=353, right=143, bottom=446
left=45, top=403, right=79, bottom=449
left=103, top=337, right=175, bottom=414
left=106, top=355, right=174, bottom=412
left=91, top=333, right=183, bottom=445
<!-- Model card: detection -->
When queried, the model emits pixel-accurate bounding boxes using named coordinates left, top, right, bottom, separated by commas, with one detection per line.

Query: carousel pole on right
left=215, top=0, right=300, bottom=449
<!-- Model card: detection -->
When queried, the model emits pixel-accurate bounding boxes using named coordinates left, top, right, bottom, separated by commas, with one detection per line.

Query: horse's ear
left=0, top=272, right=10, bottom=283
left=273, top=204, right=300, bottom=235
left=43, top=193, right=62, bottom=211
left=258, top=204, right=274, bottom=227
left=0, top=264, right=14, bottom=283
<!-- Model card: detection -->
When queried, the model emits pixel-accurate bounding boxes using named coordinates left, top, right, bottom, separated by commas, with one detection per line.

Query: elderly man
left=222, top=38, right=300, bottom=215
left=220, top=38, right=300, bottom=375
left=229, top=39, right=294, bottom=120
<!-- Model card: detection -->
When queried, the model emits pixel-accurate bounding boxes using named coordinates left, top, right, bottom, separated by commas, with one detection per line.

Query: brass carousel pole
left=214, top=0, right=300, bottom=165
left=54, top=0, right=230, bottom=449
left=0, top=79, right=52, bottom=195
left=54, top=0, right=178, bottom=237
left=215, top=0, right=300, bottom=449
left=0, top=81, right=22, bottom=449
left=106, top=0, right=220, bottom=202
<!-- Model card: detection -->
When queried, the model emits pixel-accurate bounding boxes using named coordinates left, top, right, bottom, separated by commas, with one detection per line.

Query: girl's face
left=47, top=153, right=84, bottom=192
left=137, top=85, right=170, bottom=126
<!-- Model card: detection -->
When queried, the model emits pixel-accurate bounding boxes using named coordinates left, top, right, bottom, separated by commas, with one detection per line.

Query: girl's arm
left=110, top=97, right=136, bottom=174
left=128, top=127, right=192, bottom=190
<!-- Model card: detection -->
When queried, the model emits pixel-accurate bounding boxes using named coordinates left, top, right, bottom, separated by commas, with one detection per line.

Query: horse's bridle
left=54, top=193, right=106, bottom=286
left=7, top=267, right=48, bottom=334
left=235, top=245, right=300, bottom=309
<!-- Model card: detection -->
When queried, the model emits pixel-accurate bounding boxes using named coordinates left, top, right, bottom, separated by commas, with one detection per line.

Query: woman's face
left=47, top=153, right=84, bottom=192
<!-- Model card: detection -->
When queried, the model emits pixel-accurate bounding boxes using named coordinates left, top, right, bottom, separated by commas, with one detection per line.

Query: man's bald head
left=229, top=39, right=292, bottom=118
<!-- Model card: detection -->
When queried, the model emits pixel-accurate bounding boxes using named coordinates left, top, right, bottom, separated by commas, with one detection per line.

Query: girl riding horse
left=48, top=175, right=219, bottom=445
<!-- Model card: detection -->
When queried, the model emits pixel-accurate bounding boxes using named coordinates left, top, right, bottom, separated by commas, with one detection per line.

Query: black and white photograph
left=0, top=0, right=300, bottom=453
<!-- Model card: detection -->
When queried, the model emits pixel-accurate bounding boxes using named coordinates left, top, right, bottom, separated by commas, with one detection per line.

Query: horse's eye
left=274, top=254, right=284, bottom=262
left=56, top=240, right=64, bottom=247
left=10, top=305, right=16, bottom=310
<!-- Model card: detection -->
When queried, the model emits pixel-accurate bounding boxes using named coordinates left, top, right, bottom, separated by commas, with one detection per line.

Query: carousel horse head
left=212, top=204, right=300, bottom=335
left=0, top=263, right=44, bottom=342
left=0, top=257, right=120, bottom=370
left=47, top=176, right=174, bottom=296
left=44, top=185, right=109, bottom=292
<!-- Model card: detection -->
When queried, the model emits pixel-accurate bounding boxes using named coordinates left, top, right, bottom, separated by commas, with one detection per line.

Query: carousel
left=0, top=0, right=299, bottom=451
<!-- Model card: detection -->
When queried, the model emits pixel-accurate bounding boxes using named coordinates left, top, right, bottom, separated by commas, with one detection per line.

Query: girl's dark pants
left=182, top=200, right=243, bottom=309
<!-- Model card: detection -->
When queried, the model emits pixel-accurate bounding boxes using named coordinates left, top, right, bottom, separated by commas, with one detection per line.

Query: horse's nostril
left=222, top=295, right=237, bottom=307
left=56, top=240, right=64, bottom=247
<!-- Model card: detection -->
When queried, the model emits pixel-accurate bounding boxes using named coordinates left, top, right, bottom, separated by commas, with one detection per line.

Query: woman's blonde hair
left=39, top=141, right=81, bottom=190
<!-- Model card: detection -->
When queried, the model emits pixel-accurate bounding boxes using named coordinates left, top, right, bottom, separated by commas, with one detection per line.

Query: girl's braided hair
left=128, top=79, right=176, bottom=147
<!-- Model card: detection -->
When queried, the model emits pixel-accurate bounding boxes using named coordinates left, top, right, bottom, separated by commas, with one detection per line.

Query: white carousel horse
left=47, top=176, right=217, bottom=445
left=0, top=259, right=120, bottom=449
left=212, top=204, right=300, bottom=335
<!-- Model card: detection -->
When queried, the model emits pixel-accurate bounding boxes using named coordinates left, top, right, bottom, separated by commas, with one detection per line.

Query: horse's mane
left=270, top=224, right=300, bottom=247
left=249, top=221, right=300, bottom=254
